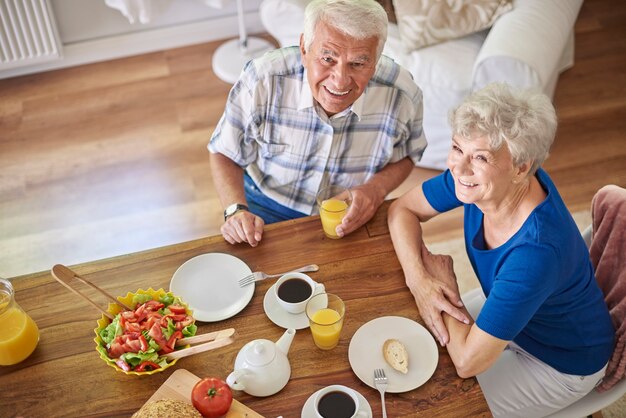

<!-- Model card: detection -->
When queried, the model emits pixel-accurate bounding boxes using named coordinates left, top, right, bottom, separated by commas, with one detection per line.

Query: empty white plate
left=170, top=253, right=254, bottom=322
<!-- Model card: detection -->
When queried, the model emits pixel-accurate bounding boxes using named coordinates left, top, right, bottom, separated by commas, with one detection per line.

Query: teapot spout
left=275, top=328, right=296, bottom=355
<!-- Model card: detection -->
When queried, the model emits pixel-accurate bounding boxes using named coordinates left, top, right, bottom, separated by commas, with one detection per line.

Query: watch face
left=224, top=204, right=248, bottom=220
left=226, top=204, right=238, bottom=216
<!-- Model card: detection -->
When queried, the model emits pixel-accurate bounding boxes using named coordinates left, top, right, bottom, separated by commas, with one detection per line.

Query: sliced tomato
left=121, top=310, right=137, bottom=322
left=166, top=330, right=183, bottom=350
left=179, top=315, right=194, bottom=328
left=133, top=304, right=148, bottom=322
left=168, top=304, right=187, bottom=314
left=143, top=300, right=164, bottom=311
left=160, top=313, right=187, bottom=328
left=134, top=361, right=160, bottom=372
left=158, top=344, right=174, bottom=355
left=124, top=321, right=141, bottom=333
left=148, top=322, right=167, bottom=350
left=108, top=341, right=126, bottom=358
left=142, top=314, right=159, bottom=331
left=139, top=334, right=149, bottom=352
left=123, top=338, right=142, bottom=353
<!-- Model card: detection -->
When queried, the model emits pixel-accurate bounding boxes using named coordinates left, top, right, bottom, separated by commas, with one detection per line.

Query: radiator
left=0, top=0, right=62, bottom=70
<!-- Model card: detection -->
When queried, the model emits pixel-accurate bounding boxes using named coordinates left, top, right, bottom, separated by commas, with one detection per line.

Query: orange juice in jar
left=0, top=278, right=40, bottom=366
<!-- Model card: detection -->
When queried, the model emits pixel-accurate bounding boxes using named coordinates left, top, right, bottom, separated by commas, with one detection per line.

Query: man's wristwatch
left=223, top=203, right=249, bottom=221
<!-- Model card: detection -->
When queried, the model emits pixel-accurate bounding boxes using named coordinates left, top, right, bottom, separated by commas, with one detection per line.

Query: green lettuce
left=132, top=293, right=153, bottom=306
left=182, top=323, right=197, bottom=338
left=99, top=315, right=122, bottom=345
left=120, top=350, right=159, bottom=367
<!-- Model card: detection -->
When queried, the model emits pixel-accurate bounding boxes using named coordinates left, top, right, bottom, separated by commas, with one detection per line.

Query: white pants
left=462, top=288, right=607, bottom=418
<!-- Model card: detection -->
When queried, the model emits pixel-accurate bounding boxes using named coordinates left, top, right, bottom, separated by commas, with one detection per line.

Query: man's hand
left=408, top=246, right=469, bottom=346
left=221, top=211, right=264, bottom=247
left=336, top=183, right=385, bottom=237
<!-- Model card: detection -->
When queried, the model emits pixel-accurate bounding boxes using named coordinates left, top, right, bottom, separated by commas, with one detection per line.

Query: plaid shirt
left=208, top=46, right=427, bottom=215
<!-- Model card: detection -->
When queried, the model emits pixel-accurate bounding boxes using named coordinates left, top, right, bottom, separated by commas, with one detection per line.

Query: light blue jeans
left=462, top=288, right=607, bottom=418
left=243, top=172, right=307, bottom=224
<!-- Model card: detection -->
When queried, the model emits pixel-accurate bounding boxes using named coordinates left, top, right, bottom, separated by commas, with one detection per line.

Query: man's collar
left=298, top=68, right=315, bottom=111
left=298, top=69, right=365, bottom=121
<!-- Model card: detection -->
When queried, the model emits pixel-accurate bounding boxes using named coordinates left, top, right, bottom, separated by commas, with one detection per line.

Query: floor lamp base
left=212, top=37, right=274, bottom=84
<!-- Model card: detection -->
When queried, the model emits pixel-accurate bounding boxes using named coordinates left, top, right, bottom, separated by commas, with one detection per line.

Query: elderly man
left=209, top=0, right=427, bottom=246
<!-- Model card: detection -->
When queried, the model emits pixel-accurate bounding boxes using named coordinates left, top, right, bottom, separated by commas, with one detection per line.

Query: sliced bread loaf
left=383, top=338, right=409, bottom=374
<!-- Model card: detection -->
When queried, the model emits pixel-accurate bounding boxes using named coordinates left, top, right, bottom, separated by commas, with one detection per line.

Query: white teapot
left=226, top=328, right=295, bottom=397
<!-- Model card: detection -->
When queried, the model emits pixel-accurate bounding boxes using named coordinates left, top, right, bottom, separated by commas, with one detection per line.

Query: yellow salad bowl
left=93, top=288, right=193, bottom=376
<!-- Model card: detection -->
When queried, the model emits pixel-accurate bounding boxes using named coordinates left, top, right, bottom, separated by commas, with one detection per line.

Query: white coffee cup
left=313, top=385, right=367, bottom=418
left=274, top=272, right=324, bottom=314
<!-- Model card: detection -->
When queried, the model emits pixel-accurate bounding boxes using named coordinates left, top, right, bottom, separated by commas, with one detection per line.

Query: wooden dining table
left=0, top=202, right=490, bottom=418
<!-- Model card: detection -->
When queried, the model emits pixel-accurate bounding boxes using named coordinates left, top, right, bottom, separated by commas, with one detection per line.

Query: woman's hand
left=221, top=211, right=264, bottom=247
left=408, top=246, right=469, bottom=346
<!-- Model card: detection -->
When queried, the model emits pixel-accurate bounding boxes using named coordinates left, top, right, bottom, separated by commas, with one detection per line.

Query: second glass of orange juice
left=0, top=278, right=40, bottom=366
left=306, top=293, right=345, bottom=350
left=316, top=185, right=352, bottom=239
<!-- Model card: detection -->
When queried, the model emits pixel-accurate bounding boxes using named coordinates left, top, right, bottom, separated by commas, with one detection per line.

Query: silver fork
left=238, top=264, right=319, bottom=287
left=374, top=368, right=388, bottom=418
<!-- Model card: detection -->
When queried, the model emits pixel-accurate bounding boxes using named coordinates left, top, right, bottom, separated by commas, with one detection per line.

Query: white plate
left=263, top=283, right=326, bottom=330
left=348, top=316, right=438, bottom=393
left=301, top=386, right=372, bottom=418
left=169, top=253, right=254, bottom=322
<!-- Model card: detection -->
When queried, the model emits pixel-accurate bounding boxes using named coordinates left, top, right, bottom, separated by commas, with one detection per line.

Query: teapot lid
left=244, top=339, right=276, bottom=366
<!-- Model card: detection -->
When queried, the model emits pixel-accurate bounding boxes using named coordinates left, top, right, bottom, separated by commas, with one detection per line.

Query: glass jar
left=0, top=278, right=40, bottom=365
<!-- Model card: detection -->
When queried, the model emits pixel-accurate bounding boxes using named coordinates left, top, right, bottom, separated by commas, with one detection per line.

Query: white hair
left=450, top=83, right=558, bottom=175
left=302, top=0, right=388, bottom=59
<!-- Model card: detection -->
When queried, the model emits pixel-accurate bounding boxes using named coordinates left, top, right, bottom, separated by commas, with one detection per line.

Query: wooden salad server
left=166, top=328, right=236, bottom=360
left=51, top=264, right=133, bottom=319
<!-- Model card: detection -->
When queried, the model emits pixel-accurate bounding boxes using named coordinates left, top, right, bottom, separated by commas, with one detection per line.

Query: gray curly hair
left=302, top=0, right=388, bottom=60
left=450, top=83, right=558, bottom=175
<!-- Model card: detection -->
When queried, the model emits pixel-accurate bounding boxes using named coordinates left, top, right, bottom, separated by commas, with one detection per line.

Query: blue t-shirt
left=423, top=169, right=614, bottom=375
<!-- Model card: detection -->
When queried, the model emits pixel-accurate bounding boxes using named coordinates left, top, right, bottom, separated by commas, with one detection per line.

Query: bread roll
left=383, top=338, right=409, bottom=374
left=132, top=399, right=202, bottom=418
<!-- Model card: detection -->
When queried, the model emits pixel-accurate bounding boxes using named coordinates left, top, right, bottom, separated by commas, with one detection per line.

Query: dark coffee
left=317, top=391, right=356, bottom=418
left=277, top=278, right=312, bottom=303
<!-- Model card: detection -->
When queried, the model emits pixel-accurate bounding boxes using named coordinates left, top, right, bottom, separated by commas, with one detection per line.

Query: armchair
left=259, top=0, right=583, bottom=170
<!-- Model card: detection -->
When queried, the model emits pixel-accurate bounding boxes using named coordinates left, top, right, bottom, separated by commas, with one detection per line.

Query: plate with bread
left=348, top=316, right=438, bottom=393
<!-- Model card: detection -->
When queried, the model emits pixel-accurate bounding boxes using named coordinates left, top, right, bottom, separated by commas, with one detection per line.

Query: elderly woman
left=388, top=83, right=614, bottom=417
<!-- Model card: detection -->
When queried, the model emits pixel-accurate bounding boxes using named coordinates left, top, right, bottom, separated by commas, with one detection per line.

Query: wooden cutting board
left=143, top=368, right=264, bottom=417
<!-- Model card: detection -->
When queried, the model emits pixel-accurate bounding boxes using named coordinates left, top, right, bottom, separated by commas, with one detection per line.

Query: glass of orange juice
left=0, top=278, right=40, bottom=366
left=316, top=185, right=352, bottom=239
left=306, top=293, right=345, bottom=350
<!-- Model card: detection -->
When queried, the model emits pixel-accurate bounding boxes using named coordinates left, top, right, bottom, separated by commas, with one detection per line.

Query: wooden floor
left=1, top=0, right=625, bottom=279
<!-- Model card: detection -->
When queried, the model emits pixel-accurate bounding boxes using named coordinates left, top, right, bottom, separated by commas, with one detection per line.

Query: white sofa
left=259, top=0, right=584, bottom=170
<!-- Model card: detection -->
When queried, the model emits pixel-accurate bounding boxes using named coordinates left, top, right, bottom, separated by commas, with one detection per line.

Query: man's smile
left=324, top=85, right=350, bottom=96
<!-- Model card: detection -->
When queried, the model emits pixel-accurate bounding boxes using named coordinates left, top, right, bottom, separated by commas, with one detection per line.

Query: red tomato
left=191, top=377, right=233, bottom=418
left=168, top=304, right=187, bottom=314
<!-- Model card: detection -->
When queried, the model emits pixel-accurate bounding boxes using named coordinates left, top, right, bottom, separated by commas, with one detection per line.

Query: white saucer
left=301, top=386, right=372, bottom=418
left=263, top=283, right=326, bottom=330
